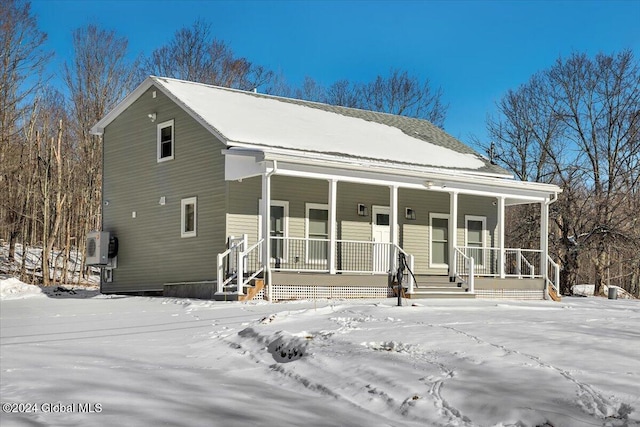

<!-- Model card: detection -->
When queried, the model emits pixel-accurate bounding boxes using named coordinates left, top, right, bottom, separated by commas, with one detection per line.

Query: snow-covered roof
left=92, top=76, right=509, bottom=176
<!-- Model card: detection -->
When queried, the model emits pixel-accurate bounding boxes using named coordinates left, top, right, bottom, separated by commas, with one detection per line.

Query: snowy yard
left=1, top=278, right=638, bottom=427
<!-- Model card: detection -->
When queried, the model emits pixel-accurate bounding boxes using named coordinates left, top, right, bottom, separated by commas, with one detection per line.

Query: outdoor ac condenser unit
left=86, top=231, right=110, bottom=266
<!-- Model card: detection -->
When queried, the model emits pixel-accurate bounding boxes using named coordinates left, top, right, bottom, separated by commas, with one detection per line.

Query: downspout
left=264, top=160, right=277, bottom=301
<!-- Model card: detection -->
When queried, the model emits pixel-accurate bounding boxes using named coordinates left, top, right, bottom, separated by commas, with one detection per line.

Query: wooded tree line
left=484, top=51, right=640, bottom=297
left=2, top=1, right=639, bottom=296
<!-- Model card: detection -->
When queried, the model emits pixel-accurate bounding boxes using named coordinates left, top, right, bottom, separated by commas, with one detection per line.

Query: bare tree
left=0, top=0, right=51, bottom=261
left=361, top=69, right=447, bottom=127
left=143, top=20, right=274, bottom=91
left=63, top=24, right=139, bottom=278
left=326, top=79, right=361, bottom=108
left=277, top=69, right=448, bottom=126
left=486, top=51, right=640, bottom=296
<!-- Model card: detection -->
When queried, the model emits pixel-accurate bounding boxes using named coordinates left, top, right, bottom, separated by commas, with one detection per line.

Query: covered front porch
left=217, top=148, right=560, bottom=301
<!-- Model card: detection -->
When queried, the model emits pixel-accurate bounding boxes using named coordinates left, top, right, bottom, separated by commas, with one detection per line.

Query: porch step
left=214, top=278, right=265, bottom=302
left=547, top=285, right=561, bottom=302
left=406, top=291, right=476, bottom=299
left=416, top=286, right=468, bottom=293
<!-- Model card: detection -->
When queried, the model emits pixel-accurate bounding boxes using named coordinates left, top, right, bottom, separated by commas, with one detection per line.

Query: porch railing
left=216, top=234, right=264, bottom=295
left=269, top=237, right=397, bottom=274
left=546, top=255, right=560, bottom=298
left=238, top=239, right=264, bottom=294
left=457, top=246, right=541, bottom=278
left=217, top=235, right=247, bottom=294
left=454, top=247, right=475, bottom=293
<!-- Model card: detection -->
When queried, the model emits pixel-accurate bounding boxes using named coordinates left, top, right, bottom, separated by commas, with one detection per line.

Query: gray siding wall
left=102, top=86, right=226, bottom=292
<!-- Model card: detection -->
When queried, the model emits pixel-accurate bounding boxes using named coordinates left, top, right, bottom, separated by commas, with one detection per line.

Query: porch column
left=389, top=185, right=398, bottom=273
left=261, top=170, right=271, bottom=295
left=448, top=191, right=458, bottom=281
left=328, top=179, right=338, bottom=274
left=498, top=196, right=506, bottom=279
left=540, top=200, right=549, bottom=280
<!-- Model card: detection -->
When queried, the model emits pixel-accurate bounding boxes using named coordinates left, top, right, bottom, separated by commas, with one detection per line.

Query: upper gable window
left=157, top=119, right=174, bottom=162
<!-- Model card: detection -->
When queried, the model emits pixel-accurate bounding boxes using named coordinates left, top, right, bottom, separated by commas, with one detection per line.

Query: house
left=90, top=76, right=562, bottom=301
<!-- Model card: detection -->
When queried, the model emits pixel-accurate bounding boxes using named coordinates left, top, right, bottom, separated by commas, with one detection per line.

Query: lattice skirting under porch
left=475, top=289, right=545, bottom=300
left=264, top=285, right=393, bottom=301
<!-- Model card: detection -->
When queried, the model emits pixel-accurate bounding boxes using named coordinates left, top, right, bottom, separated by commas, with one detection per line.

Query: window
left=465, top=215, right=486, bottom=266
left=259, top=200, right=289, bottom=261
left=157, top=119, right=174, bottom=162
left=181, top=197, right=197, bottom=238
left=430, top=213, right=449, bottom=267
left=306, top=203, right=329, bottom=263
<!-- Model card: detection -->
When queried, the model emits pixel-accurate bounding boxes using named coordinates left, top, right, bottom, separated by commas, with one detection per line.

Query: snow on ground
left=573, top=284, right=634, bottom=299
left=0, top=276, right=45, bottom=299
left=1, top=277, right=639, bottom=427
left=0, top=243, right=99, bottom=285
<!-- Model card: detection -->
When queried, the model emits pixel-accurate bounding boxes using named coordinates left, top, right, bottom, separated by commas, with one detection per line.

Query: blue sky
left=31, top=0, right=640, bottom=149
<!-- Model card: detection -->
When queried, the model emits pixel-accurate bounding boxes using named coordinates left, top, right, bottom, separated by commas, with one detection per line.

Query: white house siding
left=101, top=86, right=227, bottom=293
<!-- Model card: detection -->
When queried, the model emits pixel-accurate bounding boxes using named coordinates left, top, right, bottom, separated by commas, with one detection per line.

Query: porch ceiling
left=223, top=148, right=561, bottom=203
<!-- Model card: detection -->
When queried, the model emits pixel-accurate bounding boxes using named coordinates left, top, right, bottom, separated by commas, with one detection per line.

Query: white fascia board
left=254, top=149, right=560, bottom=197
left=152, top=77, right=229, bottom=145
left=227, top=141, right=514, bottom=180
left=263, top=160, right=555, bottom=202
left=90, top=77, right=155, bottom=135
left=224, top=150, right=267, bottom=181
left=90, top=76, right=230, bottom=146
left=222, top=147, right=557, bottom=201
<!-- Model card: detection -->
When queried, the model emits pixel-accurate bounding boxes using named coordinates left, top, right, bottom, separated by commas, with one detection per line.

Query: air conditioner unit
left=86, top=231, right=110, bottom=265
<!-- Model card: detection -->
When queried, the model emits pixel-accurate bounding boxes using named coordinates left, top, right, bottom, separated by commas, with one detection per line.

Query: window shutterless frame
left=181, top=197, right=197, bottom=238
left=157, top=119, right=174, bottom=162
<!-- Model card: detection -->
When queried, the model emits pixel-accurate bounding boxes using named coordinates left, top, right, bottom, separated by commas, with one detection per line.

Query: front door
left=372, top=206, right=390, bottom=272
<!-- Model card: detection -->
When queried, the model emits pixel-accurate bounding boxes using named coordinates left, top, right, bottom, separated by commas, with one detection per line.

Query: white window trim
left=465, top=215, right=487, bottom=267
left=258, top=200, right=289, bottom=262
left=305, top=203, right=329, bottom=264
left=429, top=213, right=450, bottom=269
left=157, top=119, right=174, bottom=162
left=181, top=197, right=197, bottom=238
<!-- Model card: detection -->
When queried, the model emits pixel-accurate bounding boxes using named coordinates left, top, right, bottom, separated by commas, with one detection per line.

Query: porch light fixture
left=159, top=196, right=166, bottom=206
left=405, top=207, right=416, bottom=220
left=148, top=112, right=157, bottom=122
left=357, top=203, right=368, bottom=217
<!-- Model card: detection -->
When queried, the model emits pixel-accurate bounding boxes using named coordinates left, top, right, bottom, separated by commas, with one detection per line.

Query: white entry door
left=372, top=206, right=390, bottom=272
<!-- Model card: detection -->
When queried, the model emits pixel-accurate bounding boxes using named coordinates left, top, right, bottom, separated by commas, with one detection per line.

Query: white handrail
left=455, top=247, right=475, bottom=293
left=238, top=239, right=264, bottom=294
left=217, top=235, right=246, bottom=294
left=546, top=255, right=560, bottom=298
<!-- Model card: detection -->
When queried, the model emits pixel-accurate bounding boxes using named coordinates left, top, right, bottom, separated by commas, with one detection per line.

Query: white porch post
left=389, top=185, right=398, bottom=274
left=449, top=191, right=458, bottom=281
left=261, top=170, right=271, bottom=299
left=328, top=179, right=338, bottom=274
left=540, top=200, right=549, bottom=280
left=498, top=196, right=506, bottom=279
